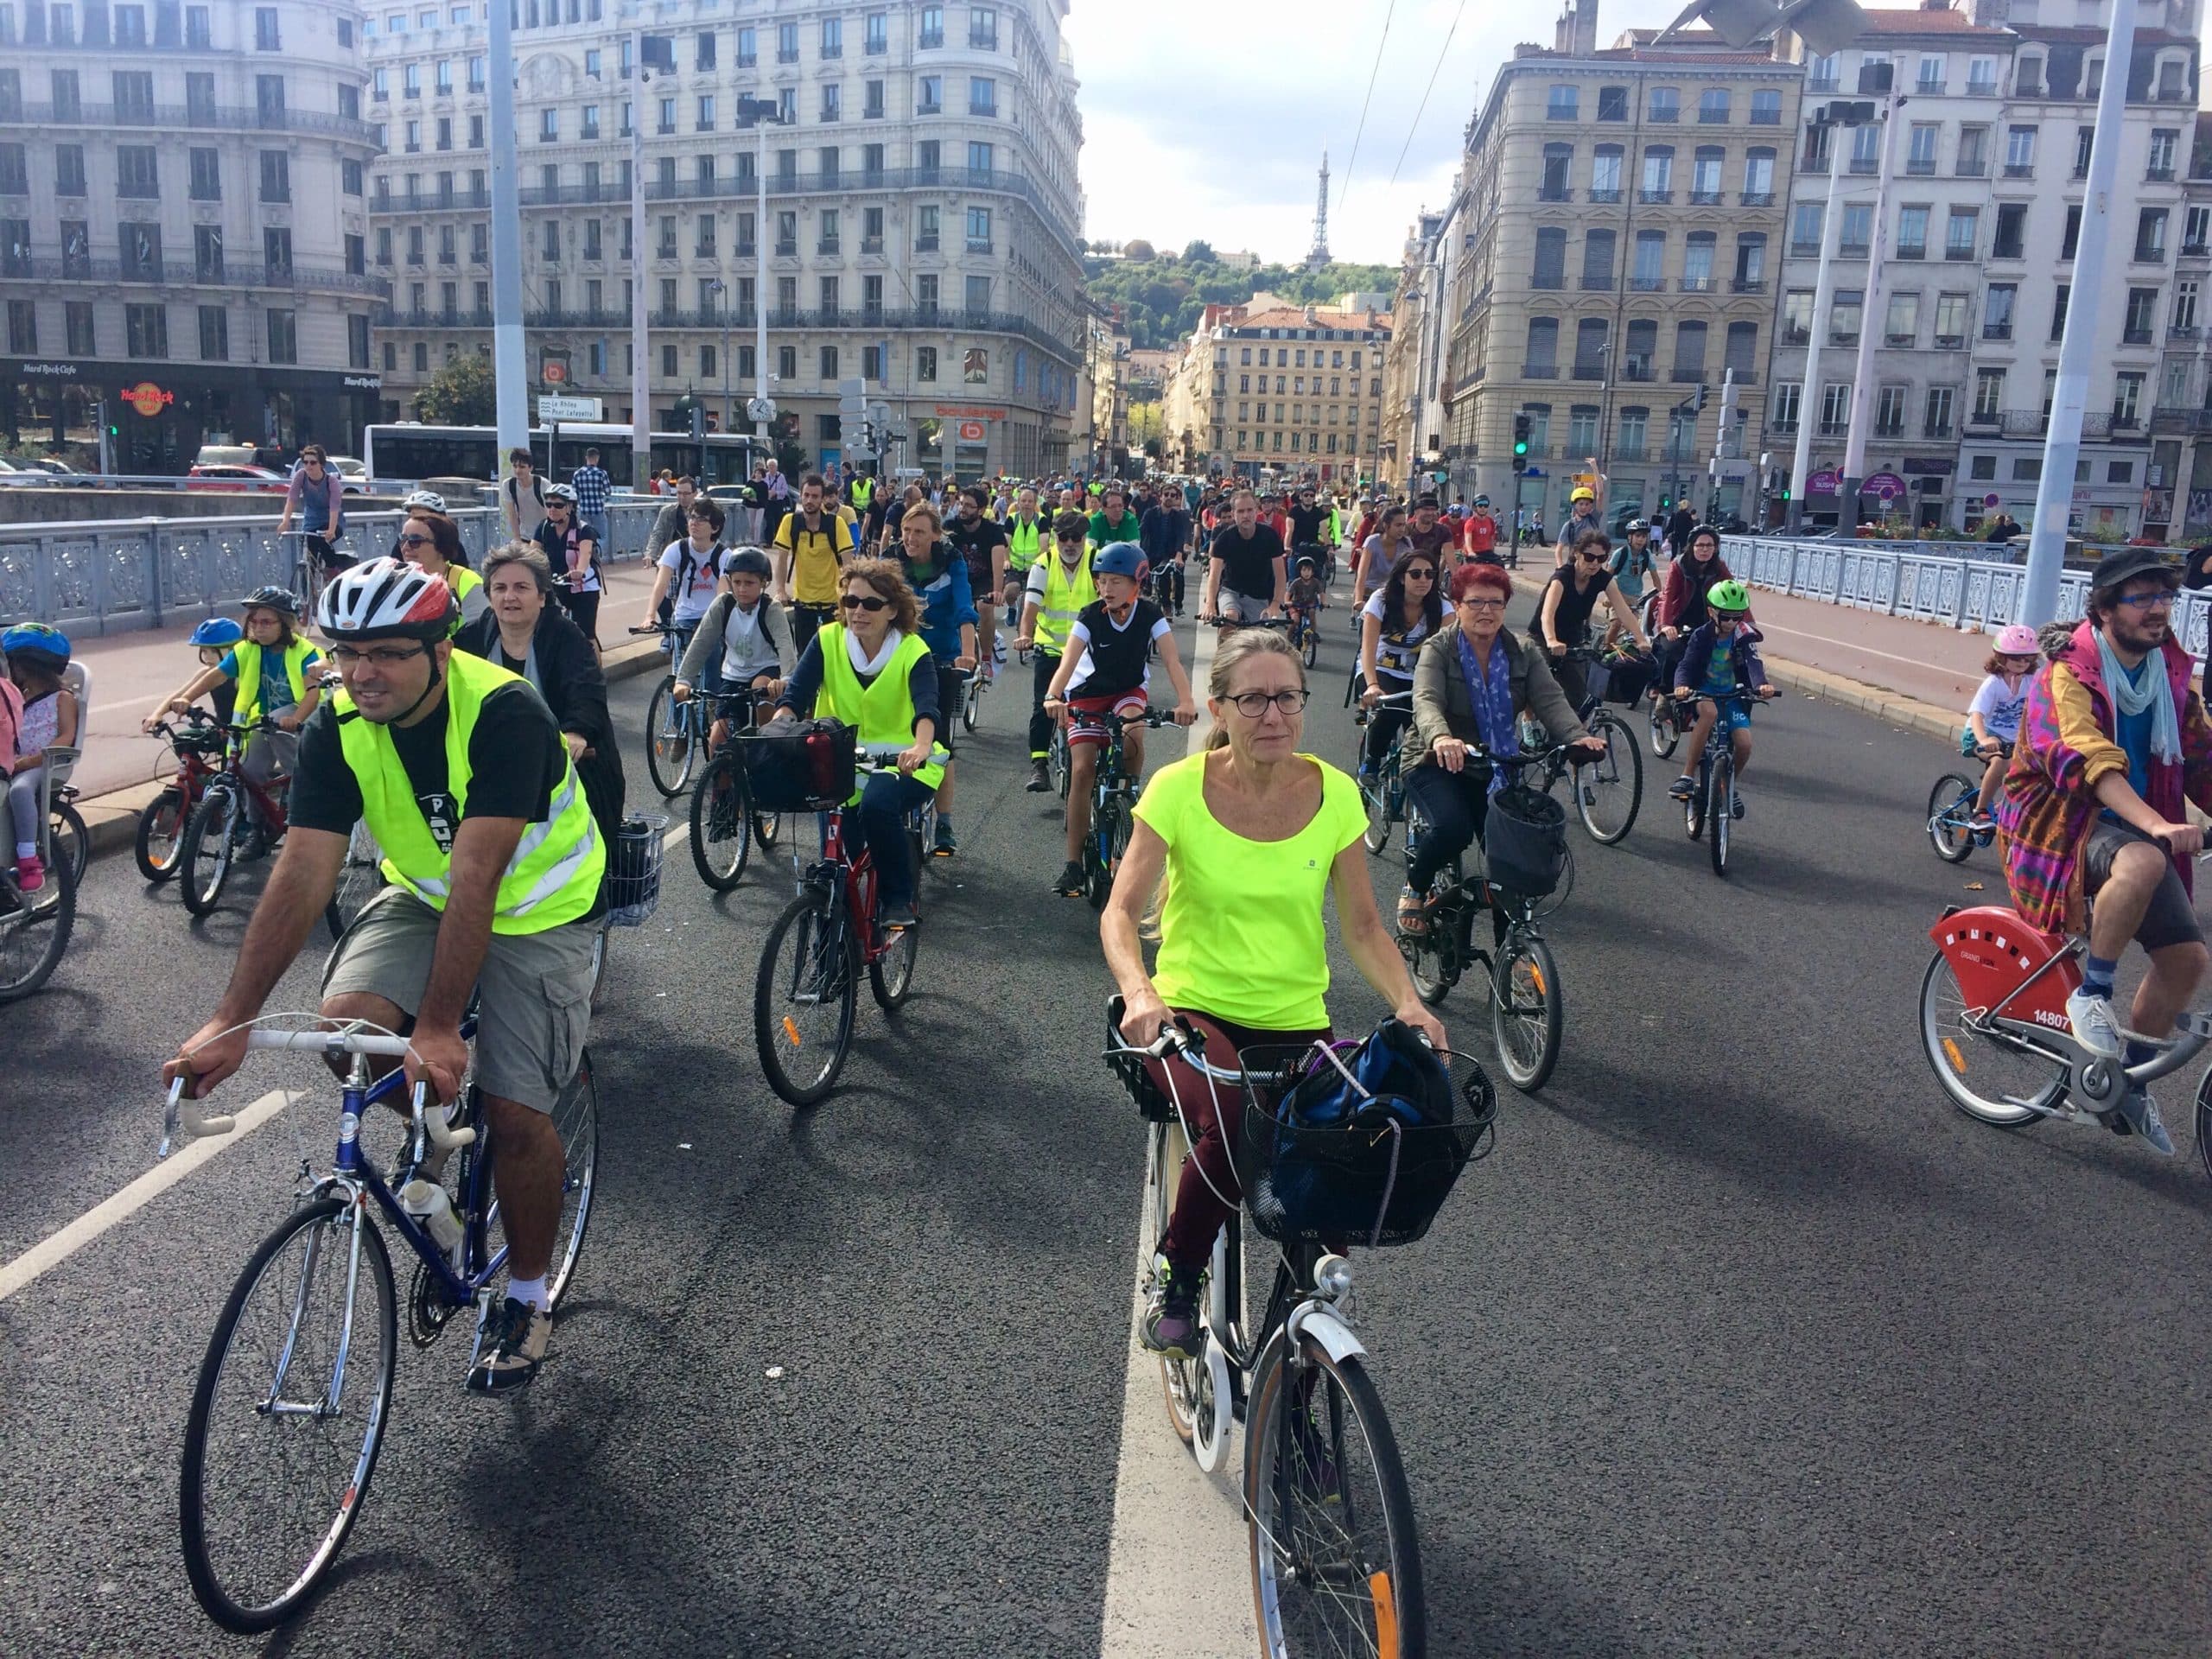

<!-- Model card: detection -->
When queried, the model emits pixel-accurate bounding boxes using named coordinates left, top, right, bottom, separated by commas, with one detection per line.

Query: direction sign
left=538, top=395, right=603, bottom=421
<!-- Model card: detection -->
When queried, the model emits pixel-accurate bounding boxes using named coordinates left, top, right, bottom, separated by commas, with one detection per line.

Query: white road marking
left=0, top=1089, right=295, bottom=1304
left=1186, top=614, right=1218, bottom=750
left=1753, top=619, right=1976, bottom=675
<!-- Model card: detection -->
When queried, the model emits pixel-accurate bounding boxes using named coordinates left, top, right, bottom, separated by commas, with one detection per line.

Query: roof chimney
left=1571, top=0, right=1600, bottom=55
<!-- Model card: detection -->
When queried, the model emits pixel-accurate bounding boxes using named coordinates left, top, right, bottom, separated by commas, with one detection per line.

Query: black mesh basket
left=1484, top=784, right=1568, bottom=898
left=1230, top=1044, right=1495, bottom=1249
left=1600, top=651, right=1656, bottom=705
left=736, top=719, right=856, bottom=813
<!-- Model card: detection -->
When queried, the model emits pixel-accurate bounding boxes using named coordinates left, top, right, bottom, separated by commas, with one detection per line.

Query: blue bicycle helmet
left=189, top=617, right=245, bottom=648
left=1, top=621, right=70, bottom=666
left=1092, top=543, right=1146, bottom=581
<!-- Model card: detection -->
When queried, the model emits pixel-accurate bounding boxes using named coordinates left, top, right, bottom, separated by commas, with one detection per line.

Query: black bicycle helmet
left=721, top=546, right=772, bottom=580
left=240, top=583, right=300, bottom=617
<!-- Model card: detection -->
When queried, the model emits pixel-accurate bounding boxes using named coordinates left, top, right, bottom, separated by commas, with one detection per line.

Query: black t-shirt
left=2184, top=546, right=2212, bottom=591
left=1287, top=504, right=1327, bottom=544
left=1071, top=598, right=1170, bottom=700
left=1534, top=566, right=1607, bottom=649
left=944, top=512, right=1007, bottom=588
left=1215, top=524, right=1286, bottom=601
left=290, top=678, right=568, bottom=849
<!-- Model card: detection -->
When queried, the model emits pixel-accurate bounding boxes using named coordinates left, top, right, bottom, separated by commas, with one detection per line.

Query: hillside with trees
left=1080, top=242, right=1398, bottom=350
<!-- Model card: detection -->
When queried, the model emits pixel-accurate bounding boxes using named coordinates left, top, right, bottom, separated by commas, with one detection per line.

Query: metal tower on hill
left=1306, top=153, right=1331, bottom=268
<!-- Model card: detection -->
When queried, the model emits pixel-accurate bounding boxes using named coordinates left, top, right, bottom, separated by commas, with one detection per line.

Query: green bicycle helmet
left=1707, top=579, right=1751, bottom=614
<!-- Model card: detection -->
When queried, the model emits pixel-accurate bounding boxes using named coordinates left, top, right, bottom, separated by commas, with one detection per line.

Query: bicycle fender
left=1929, top=906, right=2077, bottom=1027
left=1286, top=1304, right=1367, bottom=1365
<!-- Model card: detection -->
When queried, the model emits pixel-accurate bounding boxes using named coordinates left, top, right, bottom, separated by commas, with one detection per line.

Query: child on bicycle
left=674, top=547, right=793, bottom=753
left=143, top=588, right=321, bottom=855
left=188, top=618, right=245, bottom=726
left=1287, top=556, right=1326, bottom=631
left=1668, top=580, right=1775, bottom=817
left=3, top=623, right=78, bottom=894
left=1964, top=624, right=2039, bottom=830
left=1044, top=543, right=1197, bottom=897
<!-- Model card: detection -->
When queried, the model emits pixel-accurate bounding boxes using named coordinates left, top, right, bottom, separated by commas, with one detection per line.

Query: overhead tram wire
left=1335, top=0, right=1398, bottom=210
left=1387, top=0, right=1471, bottom=187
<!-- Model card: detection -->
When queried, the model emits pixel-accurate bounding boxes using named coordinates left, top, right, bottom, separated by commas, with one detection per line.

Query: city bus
left=361, top=423, right=760, bottom=491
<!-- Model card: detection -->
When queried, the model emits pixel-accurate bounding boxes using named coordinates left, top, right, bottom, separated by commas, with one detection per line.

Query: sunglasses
left=397, top=532, right=434, bottom=548
left=1057, top=531, right=1086, bottom=543
left=840, top=593, right=890, bottom=613
left=1402, top=567, right=1436, bottom=581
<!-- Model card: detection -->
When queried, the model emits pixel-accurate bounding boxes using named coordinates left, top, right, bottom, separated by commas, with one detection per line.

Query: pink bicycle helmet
left=1993, top=624, right=2040, bottom=656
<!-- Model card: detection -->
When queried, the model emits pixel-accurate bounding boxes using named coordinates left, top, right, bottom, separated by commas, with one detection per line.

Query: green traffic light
left=1512, top=441, right=1529, bottom=456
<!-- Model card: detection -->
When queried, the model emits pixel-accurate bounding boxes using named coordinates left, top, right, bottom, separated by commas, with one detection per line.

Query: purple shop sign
left=1864, top=471, right=1909, bottom=501
left=1807, top=468, right=1841, bottom=496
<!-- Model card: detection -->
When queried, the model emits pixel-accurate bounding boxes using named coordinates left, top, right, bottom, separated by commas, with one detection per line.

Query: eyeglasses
left=840, top=593, right=890, bottom=613
left=1458, top=596, right=1508, bottom=611
left=1224, top=688, right=1311, bottom=717
left=397, top=532, right=434, bottom=548
left=328, top=643, right=428, bottom=668
left=2113, top=589, right=2177, bottom=610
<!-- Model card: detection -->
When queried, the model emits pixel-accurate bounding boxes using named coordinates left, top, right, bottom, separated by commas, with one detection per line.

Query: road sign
left=538, top=395, right=603, bottom=422
left=1865, top=470, right=1908, bottom=502
left=1984, top=493, right=2001, bottom=509
left=541, top=353, right=569, bottom=385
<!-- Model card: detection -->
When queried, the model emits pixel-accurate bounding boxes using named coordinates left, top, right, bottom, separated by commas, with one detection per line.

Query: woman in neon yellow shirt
left=1103, top=626, right=1446, bottom=1358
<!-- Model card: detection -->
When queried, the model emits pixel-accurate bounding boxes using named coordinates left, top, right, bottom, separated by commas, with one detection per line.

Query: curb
left=73, top=636, right=667, bottom=862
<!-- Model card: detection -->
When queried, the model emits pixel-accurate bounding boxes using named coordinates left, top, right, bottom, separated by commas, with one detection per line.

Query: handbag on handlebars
left=1483, top=784, right=1569, bottom=897
left=736, top=719, right=857, bottom=813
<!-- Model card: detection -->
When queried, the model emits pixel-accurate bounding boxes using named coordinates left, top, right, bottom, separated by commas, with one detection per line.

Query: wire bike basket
left=605, top=811, right=669, bottom=927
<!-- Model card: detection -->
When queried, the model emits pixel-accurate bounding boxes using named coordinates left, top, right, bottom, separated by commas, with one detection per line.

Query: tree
left=1182, top=239, right=1217, bottom=265
left=1122, top=238, right=1157, bottom=262
left=412, top=353, right=498, bottom=425
left=1128, top=401, right=1165, bottom=454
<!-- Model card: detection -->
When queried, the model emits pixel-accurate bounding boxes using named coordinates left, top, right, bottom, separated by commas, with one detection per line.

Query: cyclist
left=3, top=622, right=79, bottom=895
left=1554, top=485, right=1602, bottom=567
left=1962, top=623, right=2039, bottom=832
left=1101, top=625, right=1446, bottom=1357
left=673, top=547, right=794, bottom=755
left=1285, top=555, right=1326, bottom=642
left=1357, top=551, right=1442, bottom=781
left=897, top=502, right=978, bottom=856
left=1353, top=504, right=1414, bottom=612
left=1406, top=494, right=1455, bottom=571
left=163, top=557, right=607, bottom=1393
left=276, top=443, right=347, bottom=574
left=534, top=482, right=603, bottom=654
left=1463, top=494, right=1503, bottom=567
left=1605, top=518, right=1662, bottom=645
left=1531, top=530, right=1653, bottom=710
left=1287, top=486, right=1330, bottom=588
left=1667, top=580, right=1776, bottom=814
left=772, top=473, right=858, bottom=657
left=1140, top=485, right=1191, bottom=617
left=1001, top=484, right=1051, bottom=632
left=1655, top=524, right=1735, bottom=692
left=1089, top=485, right=1142, bottom=549
left=638, top=494, right=728, bottom=655
left=188, top=617, right=245, bottom=725
left=1042, top=543, right=1198, bottom=897
left=1017, top=510, right=1102, bottom=793
left=397, top=506, right=486, bottom=634
left=1999, top=547, right=2212, bottom=1154
left=944, top=486, right=1007, bottom=673
left=1202, top=489, right=1288, bottom=625
left=769, top=558, right=946, bottom=931
left=1402, top=563, right=1605, bottom=938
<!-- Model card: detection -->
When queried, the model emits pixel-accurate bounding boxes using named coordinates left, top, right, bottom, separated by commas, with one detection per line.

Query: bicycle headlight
left=1314, top=1255, right=1353, bottom=1302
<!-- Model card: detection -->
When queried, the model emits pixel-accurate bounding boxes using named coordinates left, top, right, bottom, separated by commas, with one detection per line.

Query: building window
left=1973, top=368, right=2005, bottom=419
left=64, top=301, right=93, bottom=355
left=126, top=302, right=168, bottom=358
left=819, top=345, right=838, bottom=379
left=1546, top=85, right=1577, bottom=120
left=969, top=76, right=995, bottom=116
left=1983, top=283, right=2015, bottom=340
left=2004, top=124, right=2035, bottom=176
left=965, top=206, right=991, bottom=251
left=1751, top=89, right=1781, bottom=124
left=1698, top=88, right=1729, bottom=123
left=260, top=150, right=290, bottom=203
left=866, top=11, right=887, bottom=53
left=821, top=84, right=841, bottom=122
left=917, top=345, right=938, bottom=382
left=1830, top=288, right=1861, bottom=344
left=1895, top=205, right=1929, bottom=258
left=736, top=26, right=756, bottom=66
left=918, top=4, right=944, bottom=48
left=821, top=15, right=842, bottom=56
left=918, top=74, right=942, bottom=115
left=118, top=145, right=160, bottom=198
left=2137, top=208, right=2170, bottom=263
left=778, top=20, right=798, bottom=61
left=1531, top=227, right=1567, bottom=289
left=918, top=204, right=939, bottom=251
left=55, top=144, right=86, bottom=196
left=1648, top=86, right=1680, bottom=122
left=254, top=5, right=278, bottom=49
left=778, top=345, right=798, bottom=380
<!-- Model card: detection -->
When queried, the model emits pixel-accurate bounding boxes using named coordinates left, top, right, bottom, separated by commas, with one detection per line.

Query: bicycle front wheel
left=644, top=678, right=697, bottom=798
left=689, top=748, right=753, bottom=892
left=1302, top=620, right=1319, bottom=668
left=1648, top=695, right=1681, bottom=761
left=1927, top=773, right=1978, bottom=863
left=1247, top=1337, right=1426, bottom=1659
left=1573, top=713, right=1642, bottom=844
left=754, top=892, right=858, bottom=1104
left=1361, top=772, right=1394, bottom=855
left=1710, top=754, right=1734, bottom=877
left=180, top=1197, right=397, bottom=1635
left=178, top=788, right=238, bottom=917
left=962, top=673, right=982, bottom=734
left=1491, top=932, right=1562, bottom=1092
left=137, top=785, right=190, bottom=882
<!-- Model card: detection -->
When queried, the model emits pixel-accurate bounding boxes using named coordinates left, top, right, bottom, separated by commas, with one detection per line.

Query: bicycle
left=137, top=713, right=232, bottom=883
left=1928, top=741, right=2012, bottom=864
left=1920, top=888, right=2212, bottom=1173
left=749, top=748, right=931, bottom=1105
left=1287, top=603, right=1321, bottom=668
left=684, top=683, right=787, bottom=893
left=163, top=1013, right=597, bottom=1632
left=1072, top=706, right=1175, bottom=910
left=1402, top=745, right=1579, bottom=1091
left=1104, top=1006, right=1497, bottom=1659
left=1675, top=688, right=1777, bottom=878
left=175, top=718, right=342, bottom=927
left=634, top=622, right=711, bottom=797
left=1352, top=687, right=1417, bottom=858
left=1523, top=646, right=1645, bottom=845
left=955, top=659, right=984, bottom=734
left=0, top=741, right=79, bottom=1002
left=280, top=528, right=342, bottom=619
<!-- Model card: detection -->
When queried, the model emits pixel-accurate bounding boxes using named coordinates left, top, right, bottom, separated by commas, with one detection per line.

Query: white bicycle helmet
left=543, top=481, right=579, bottom=504
left=315, top=556, right=456, bottom=641
left=400, top=488, right=448, bottom=513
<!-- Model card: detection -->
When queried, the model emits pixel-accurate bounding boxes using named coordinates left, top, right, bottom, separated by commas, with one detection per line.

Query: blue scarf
left=1454, top=629, right=1518, bottom=795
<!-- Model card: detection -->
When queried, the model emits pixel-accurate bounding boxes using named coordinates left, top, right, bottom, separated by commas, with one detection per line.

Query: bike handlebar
left=159, top=1027, right=475, bottom=1160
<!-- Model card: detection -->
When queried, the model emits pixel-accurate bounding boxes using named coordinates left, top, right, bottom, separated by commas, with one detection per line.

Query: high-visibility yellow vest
left=1006, top=514, right=1045, bottom=571
left=334, top=652, right=603, bottom=934
left=851, top=476, right=875, bottom=511
left=816, top=625, right=947, bottom=795
left=1033, top=551, right=1096, bottom=656
left=232, top=636, right=316, bottom=726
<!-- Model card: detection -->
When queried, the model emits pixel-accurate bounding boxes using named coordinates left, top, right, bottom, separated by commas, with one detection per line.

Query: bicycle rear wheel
left=180, top=1197, right=397, bottom=1635
left=754, top=891, right=857, bottom=1104
left=1573, top=713, right=1642, bottom=844
left=50, top=799, right=88, bottom=887
left=137, top=785, right=190, bottom=882
left=1247, top=1336, right=1426, bottom=1659
left=1918, top=952, right=2049, bottom=1128
left=1648, top=694, right=1681, bottom=761
left=1302, top=620, right=1319, bottom=669
left=869, top=918, right=919, bottom=1010
left=689, top=748, right=753, bottom=892
left=1927, top=773, right=1978, bottom=863
left=962, top=671, right=982, bottom=734
left=644, top=678, right=697, bottom=798
left=179, top=787, right=239, bottom=917
left=1709, top=754, right=1734, bottom=877
left=0, top=836, right=75, bottom=1002
left=1491, top=932, right=1562, bottom=1092
left=1361, top=768, right=1394, bottom=855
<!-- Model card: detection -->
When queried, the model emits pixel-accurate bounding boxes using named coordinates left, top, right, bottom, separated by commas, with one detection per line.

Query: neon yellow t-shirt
left=1133, top=750, right=1366, bottom=1030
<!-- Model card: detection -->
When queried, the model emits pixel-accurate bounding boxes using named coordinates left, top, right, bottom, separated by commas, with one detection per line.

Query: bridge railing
left=1733, top=534, right=2144, bottom=641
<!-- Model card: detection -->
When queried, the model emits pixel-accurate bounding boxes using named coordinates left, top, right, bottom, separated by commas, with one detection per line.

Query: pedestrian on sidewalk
left=569, top=448, right=611, bottom=526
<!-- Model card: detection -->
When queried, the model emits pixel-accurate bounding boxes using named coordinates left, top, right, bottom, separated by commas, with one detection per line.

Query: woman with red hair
left=1400, top=562, right=1607, bottom=935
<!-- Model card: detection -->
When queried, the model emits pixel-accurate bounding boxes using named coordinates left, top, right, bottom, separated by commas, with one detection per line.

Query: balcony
left=1830, top=329, right=1860, bottom=346
left=1629, top=274, right=1665, bottom=291
left=1767, top=416, right=1799, bottom=435
left=1537, top=186, right=1572, bottom=202
left=1935, top=334, right=1966, bottom=349
left=1839, top=240, right=1870, bottom=258
left=0, top=99, right=379, bottom=144
left=1588, top=187, right=1623, bottom=203
left=2123, top=326, right=2153, bottom=345
left=1648, top=108, right=1679, bottom=124
left=1637, top=188, right=1673, bottom=204
left=2184, top=242, right=2210, bottom=258
left=1966, top=409, right=2001, bottom=429
left=1955, top=157, right=1987, bottom=177
left=1751, top=107, right=1781, bottom=126
left=1923, top=423, right=1955, bottom=440
left=1740, top=190, right=1774, bottom=207
left=1782, top=324, right=1809, bottom=345
left=2148, top=165, right=2177, bottom=182
left=1967, top=78, right=2000, bottom=98
left=1817, top=419, right=1849, bottom=437
left=1848, top=156, right=1878, bottom=175
left=1906, top=157, right=1936, bottom=175
left=1945, top=245, right=1979, bottom=262
left=1789, top=239, right=1821, bottom=258
left=1679, top=275, right=1714, bottom=292
left=2172, top=322, right=2202, bottom=340
left=1895, top=245, right=1926, bottom=261
left=0, top=255, right=388, bottom=297
left=1807, top=76, right=1839, bottom=94
left=774, top=238, right=798, bottom=257
left=1521, top=363, right=1560, bottom=378
left=861, top=235, right=884, bottom=255
left=1873, top=422, right=1905, bottom=439
left=1622, top=359, right=1655, bottom=382
left=1572, top=364, right=1607, bottom=380
left=1982, top=322, right=2012, bottom=340
left=1802, top=154, right=1831, bottom=175
left=1688, top=188, right=1725, bottom=206
left=2002, top=162, right=2034, bottom=179
left=1580, top=273, right=1613, bottom=291
left=1672, top=367, right=1707, bottom=384
left=1989, top=241, right=2024, bottom=262
left=2133, top=246, right=2169, bottom=265
left=1732, top=277, right=1767, bottom=295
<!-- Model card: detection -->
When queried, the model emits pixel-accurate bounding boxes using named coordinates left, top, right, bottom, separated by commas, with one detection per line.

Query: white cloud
left=1064, top=0, right=1688, bottom=265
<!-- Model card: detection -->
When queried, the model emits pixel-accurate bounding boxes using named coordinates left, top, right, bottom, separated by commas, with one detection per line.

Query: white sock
left=506, top=1274, right=549, bottom=1311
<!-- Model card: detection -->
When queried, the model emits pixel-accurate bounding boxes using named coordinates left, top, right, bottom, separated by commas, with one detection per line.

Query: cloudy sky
left=1063, top=0, right=1688, bottom=267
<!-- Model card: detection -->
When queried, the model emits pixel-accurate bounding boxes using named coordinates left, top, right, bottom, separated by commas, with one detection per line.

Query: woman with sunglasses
left=1402, top=563, right=1607, bottom=938
left=1105, top=626, right=1446, bottom=1357
left=1357, top=550, right=1444, bottom=779
left=769, top=558, right=945, bottom=931
left=1531, top=528, right=1653, bottom=710
left=395, top=507, right=487, bottom=635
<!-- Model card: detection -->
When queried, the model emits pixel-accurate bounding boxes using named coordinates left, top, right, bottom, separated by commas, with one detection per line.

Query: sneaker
left=13, top=853, right=41, bottom=893
left=1140, top=1255, right=1204, bottom=1359
left=1667, top=775, right=1695, bottom=802
left=879, top=899, right=918, bottom=931
left=467, top=1295, right=550, bottom=1395
left=1026, top=758, right=1052, bottom=792
left=1730, top=793, right=1745, bottom=821
left=1053, top=860, right=1087, bottom=898
left=2064, top=986, right=2124, bottom=1059
left=993, top=637, right=1007, bottom=665
left=2115, top=1086, right=2177, bottom=1155
left=931, top=821, right=957, bottom=857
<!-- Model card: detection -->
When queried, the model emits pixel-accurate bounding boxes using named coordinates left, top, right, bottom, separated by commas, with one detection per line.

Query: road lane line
left=0, top=1090, right=294, bottom=1304
left=1753, top=619, right=1978, bottom=674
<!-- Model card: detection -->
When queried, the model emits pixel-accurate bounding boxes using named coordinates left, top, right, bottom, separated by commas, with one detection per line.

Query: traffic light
left=98, top=400, right=116, bottom=438
left=1694, top=383, right=1709, bottom=414
left=1779, top=484, right=1792, bottom=502
left=1658, top=494, right=1673, bottom=512
left=1512, top=414, right=1531, bottom=476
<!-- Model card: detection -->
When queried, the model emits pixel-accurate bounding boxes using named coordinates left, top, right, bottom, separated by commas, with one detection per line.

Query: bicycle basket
left=1103, top=996, right=1179, bottom=1123
left=1484, top=784, right=1568, bottom=898
left=1601, top=652, right=1656, bottom=705
left=737, top=719, right=856, bottom=813
left=1231, top=1029, right=1495, bottom=1248
left=604, top=811, right=668, bottom=927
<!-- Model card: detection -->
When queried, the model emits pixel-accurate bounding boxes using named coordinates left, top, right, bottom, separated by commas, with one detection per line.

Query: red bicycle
left=750, top=750, right=932, bottom=1104
left=173, top=718, right=349, bottom=932
left=136, top=713, right=231, bottom=884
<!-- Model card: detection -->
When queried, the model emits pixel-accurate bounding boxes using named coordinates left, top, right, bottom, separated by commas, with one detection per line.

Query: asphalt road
left=5, top=585, right=2212, bottom=1656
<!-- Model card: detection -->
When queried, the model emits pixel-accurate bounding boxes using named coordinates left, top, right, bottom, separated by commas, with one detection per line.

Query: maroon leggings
left=1157, top=1010, right=1331, bottom=1268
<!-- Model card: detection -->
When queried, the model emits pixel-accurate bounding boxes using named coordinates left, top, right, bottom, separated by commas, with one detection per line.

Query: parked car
left=185, top=463, right=289, bottom=493
left=0, top=459, right=55, bottom=487
left=324, top=454, right=370, bottom=493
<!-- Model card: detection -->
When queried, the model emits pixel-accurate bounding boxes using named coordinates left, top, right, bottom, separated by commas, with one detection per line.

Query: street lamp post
left=735, top=94, right=785, bottom=465
left=1838, top=83, right=1904, bottom=524
left=708, top=277, right=730, bottom=434
left=486, top=0, right=526, bottom=467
